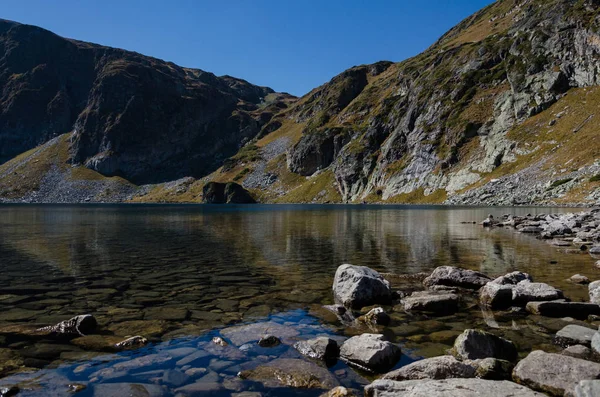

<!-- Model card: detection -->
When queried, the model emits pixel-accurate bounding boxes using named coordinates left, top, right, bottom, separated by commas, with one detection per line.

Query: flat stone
left=526, top=301, right=600, bottom=320
left=562, top=345, right=592, bottom=360
left=554, top=325, right=596, bottom=347
left=381, top=355, right=476, bottom=381
left=294, top=337, right=339, bottom=361
left=512, top=350, right=600, bottom=396
left=402, top=291, right=459, bottom=314
left=364, top=379, right=544, bottom=397
left=91, top=383, right=166, bottom=397
left=512, top=282, right=564, bottom=306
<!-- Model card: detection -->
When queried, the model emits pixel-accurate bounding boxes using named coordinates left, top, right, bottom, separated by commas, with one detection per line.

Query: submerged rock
left=36, top=314, right=97, bottom=336
left=294, top=337, right=339, bottom=361
left=452, top=329, right=517, bottom=362
left=91, top=383, right=166, bottom=397
left=238, top=358, right=339, bottom=389
left=332, top=265, right=393, bottom=309
left=512, top=350, right=600, bottom=396
left=115, top=336, right=149, bottom=350
left=364, top=378, right=544, bottom=397
left=220, top=321, right=299, bottom=346
left=381, top=355, right=476, bottom=381
left=358, top=307, right=391, bottom=326
left=423, top=266, right=491, bottom=290
left=339, top=333, right=401, bottom=373
left=257, top=335, right=280, bottom=347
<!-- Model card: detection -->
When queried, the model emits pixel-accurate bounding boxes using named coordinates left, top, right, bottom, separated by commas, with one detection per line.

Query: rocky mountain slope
left=2, top=0, right=600, bottom=205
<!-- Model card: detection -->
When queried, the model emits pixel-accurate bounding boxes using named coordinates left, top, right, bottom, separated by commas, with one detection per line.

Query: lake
left=0, top=204, right=597, bottom=396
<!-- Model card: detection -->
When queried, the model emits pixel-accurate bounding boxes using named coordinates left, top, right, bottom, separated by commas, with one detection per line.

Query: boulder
left=381, top=355, right=476, bottom=381
left=512, top=350, right=600, bottom=396
left=294, top=337, right=339, bottom=361
left=589, top=280, right=600, bottom=304
left=401, top=291, right=459, bottom=314
left=493, top=271, right=533, bottom=285
left=339, top=334, right=401, bottom=373
left=479, top=283, right=514, bottom=309
left=512, top=281, right=564, bottom=305
left=554, top=325, right=596, bottom=347
left=423, top=266, right=491, bottom=290
left=570, top=274, right=590, bottom=284
left=526, top=301, right=600, bottom=320
left=364, top=379, right=544, bottom=397
left=591, top=332, right=600, bottom=355
left=452, top=329, right=517, bottom=362
left=332, top=265, right=393, bottom=309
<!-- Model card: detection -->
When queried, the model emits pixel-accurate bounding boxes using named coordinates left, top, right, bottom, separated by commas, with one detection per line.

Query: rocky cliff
left=2, top=0, right=600, bottom=205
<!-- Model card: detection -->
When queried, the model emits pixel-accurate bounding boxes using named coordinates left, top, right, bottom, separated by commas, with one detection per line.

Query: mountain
left=2, top=0, right=600, bottom=205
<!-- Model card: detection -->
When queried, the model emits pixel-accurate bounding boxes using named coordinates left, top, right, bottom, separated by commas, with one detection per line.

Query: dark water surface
left=0, top=204, right=598, bottom=396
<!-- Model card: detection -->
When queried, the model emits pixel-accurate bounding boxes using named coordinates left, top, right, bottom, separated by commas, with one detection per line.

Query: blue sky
left=2, top=0, right=494, bottom=96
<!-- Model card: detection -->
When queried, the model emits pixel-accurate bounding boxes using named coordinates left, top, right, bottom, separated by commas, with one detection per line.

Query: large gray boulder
left=381, top=356, right=476, bottom=381
left=294, top=337, right=339, bottom=361
left=339, top=333, right=401, bottom=373
left=512, top=350, right=600, bottom=396
left=480, top=272, right=545, bottom=309
left=401, top=291, right=459, bottom=314
left=423, top=266, right=491, bottom=290
left=452, top=329, right=517, bottom=362
left=364, top=379, right=544, bottom=397
left=526, top=301, right=600, bottom=320
left=554, top=325, right=596, bottom=347
left=332, top=265, right=393, bottom=309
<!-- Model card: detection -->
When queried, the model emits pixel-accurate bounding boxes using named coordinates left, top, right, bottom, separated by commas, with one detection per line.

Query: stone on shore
left=526, top=301, right=600, bottom=320
left=554, top=325, right=596, bottom=347
left=562, top=345, right=592, bottom=360
left=591, top=332, right=600, bottom=355
left=332, top=265, right=393, bottom=309
left=381, top=355, right=476, bottom=381
left=512, top=350, right=600, bottom=396
left=472, top=358, right=514, bottom=380
left=423, top=266, right=491, bottom=290
left=401, top=291, right=459, bottom=314
left=364, top=379, right=544, bottom=397
left=339, top=334, right=401, bottom=373
left=294, top=337, right=339, bottom=361
left=452, top=329, right=517, bottom=362
left=512, top=281, right=564, bottom=306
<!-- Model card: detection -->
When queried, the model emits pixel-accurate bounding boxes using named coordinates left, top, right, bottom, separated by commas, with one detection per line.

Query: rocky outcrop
left=202, top=182, right=256, bottom=204
left=512, top=350, right=600, bottom=396
left=339, top=333, right=401, bottom=373
left=332, top=264, right=393, bottom=309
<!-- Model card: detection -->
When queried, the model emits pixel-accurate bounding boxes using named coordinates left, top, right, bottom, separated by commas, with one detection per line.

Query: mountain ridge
left=1, top=0, right=600, bottom=205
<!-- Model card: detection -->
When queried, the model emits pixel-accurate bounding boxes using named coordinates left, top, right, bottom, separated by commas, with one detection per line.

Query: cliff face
left=2, top=0, right=600, bottom=205
left=272, top=0, right=600, bottom=205
left=0, top=19, right=292, bottom=184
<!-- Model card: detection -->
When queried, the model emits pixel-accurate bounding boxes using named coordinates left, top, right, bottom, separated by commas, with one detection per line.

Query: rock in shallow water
left=526, top=301, right=600, bottom=320
left=294, top=337, right=339, bottom=361
left=219, top=321, right=299, bottom=346
left=36, top=314, right=97, bottom=336
left=452, top=329, right=517, bottom=362
left=364, top=378, right=544, bottom=397
left=339, top=333, right=401, bottom=373
left=512, top=350, right=600, bottom=396
left=381, top=355, right=476, bottom=381
left=238, top=358, right=339, bottom=389
left=402, top=291, right=459, bottom=314
left=554, top=324, right=596, bottom=347
left=423, top=266, right=491, bottom=290
left=332, top=264, right=392, bottom=309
